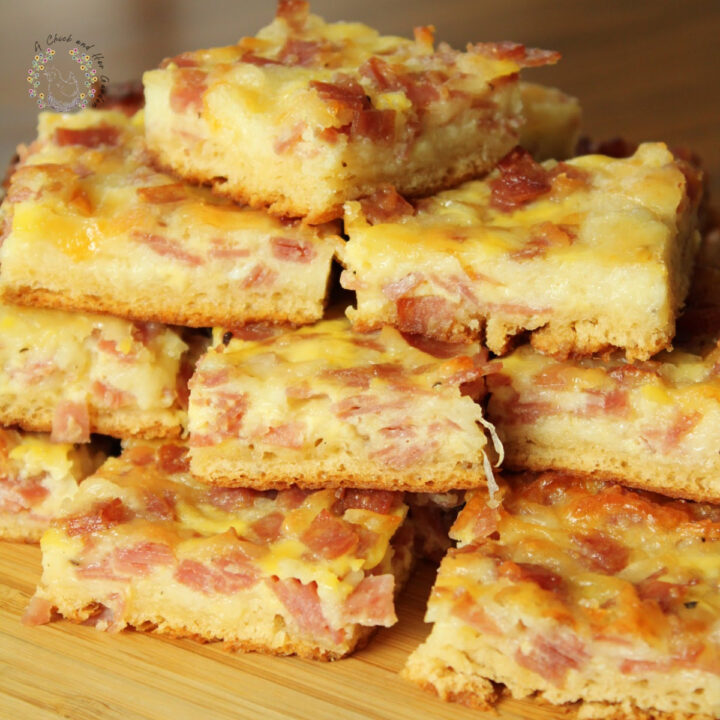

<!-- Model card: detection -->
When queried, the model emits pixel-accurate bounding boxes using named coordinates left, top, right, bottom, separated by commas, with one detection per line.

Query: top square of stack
left=142, top=0, right=559, bottom=222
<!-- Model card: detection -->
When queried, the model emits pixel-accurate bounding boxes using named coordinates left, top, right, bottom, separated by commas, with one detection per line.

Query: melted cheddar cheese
left=151, top=6, right=531, bottom=130
left=433, top=473, right=720, bottom=675
left=343, top=143, right=688, bottom=270
left=42, top=441, right=408, bottom=626
left=0, top=109, right=338, bottom=269
left=190, top=317, right=495, bottom=480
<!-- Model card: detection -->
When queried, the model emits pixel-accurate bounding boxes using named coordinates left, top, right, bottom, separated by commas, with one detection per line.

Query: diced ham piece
left=335, top=489, right=401, bottom=515
left=276, top=486, right=311, bottom=510
left=170, top=69, right=208, bottom=113
left=515, top=633, right=587, bottom=686
left=61, top=498, right=132, bottom=537
left=490, top=147, right=553, bottom=212
left=352, top=108, right=396, bottom=142
left=372, top=443, right=426, bottom=469
left=175, top=556, right=257, bottom=594
left=92, top=381, right=133, bottom=409
left=470, top=41, right=560, bottom=67
left=142, top=489, right=177, bottom=520
left=359, top=186, right=414, bottom=225
left=452, top=591, right=500, bottom=635
left=207, top=392, right=248, bottom=437
left=51, top=400, right=90, bottom=443
left=342, top=575, right=396, bottom=626
left=54, top=126, right=120, bottom=148
left=207, top=238, right=250, bottom=260
left=15, top=475, right=50, bottom=507
left=131, top=321, right=164, bottom=346
left=268, top=577, right=344, bottom=643
left=132, top=231, right=202, bottom=266
left=395, top=296, right=454, bottom=337
left=113, top=542, right=174, bottom=576
left=636, top=574, right=687, bottom=613
left=125, top=444, right=155, bottom=466
left=203, top=486, right=259, bottom=512
left=497, top=560, right=565, bottom=594
left=271, top=236, right=316, bottom=263
left=359, top=56, right=443, bottom=111
left=157, top=444, right=190, bottom=474
left=572, top=532, right=630, bottom=574
left=301, top=509, right=359, bottom=559
left=136, top=183, right=186, bottom=203
left=262, top=422, right=305, bottom=449
left=22, top=596, right=55, bottom=626
left=242, top=264, right=277, bottom=288
left=251, top=512, right=284, bottom=542
left=383, top=273, right=424, bottom=301
left=278, top=39, right=333, bottom=67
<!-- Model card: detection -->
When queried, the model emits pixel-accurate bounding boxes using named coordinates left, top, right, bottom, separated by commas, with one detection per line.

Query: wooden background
left=0, top=0, right=719, bottom=197
left=0, top=2, right=718, bottom=718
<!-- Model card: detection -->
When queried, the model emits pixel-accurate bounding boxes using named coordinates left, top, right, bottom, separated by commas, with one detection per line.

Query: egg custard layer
left=188, top=317, right=499, bottom=493
left=0, top=300, right=188, bottom=441
left=404, top=472, right=720, bottom=718
left=340, top=142, right=700, bottom=361
left=0, top=108, right=341, bottom=328
left=26, top=441, right=413, bottom=660
left=142, top=0, right=559, bottom=221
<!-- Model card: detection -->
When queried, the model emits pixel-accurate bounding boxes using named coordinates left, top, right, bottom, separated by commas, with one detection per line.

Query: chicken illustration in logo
left=28, top=47, right=99, bottom=111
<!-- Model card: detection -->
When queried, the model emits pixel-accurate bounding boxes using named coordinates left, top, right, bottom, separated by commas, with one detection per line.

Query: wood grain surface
left=0, top=541, right=565, bottom=720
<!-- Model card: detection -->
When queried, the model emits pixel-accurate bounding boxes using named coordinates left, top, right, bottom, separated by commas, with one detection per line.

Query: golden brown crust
left=2, top=285, right=323, bottom=331
left=0, top=400, right=183, bottom=441
left=54, top=602, right=375, bottom=660
left=190, top=454, right=490, bottom=493
left=349, top=310, right=674, bottom=363
left=501, top=446, right=720, bottom=504
left=148, top=141, right=513, bottom=224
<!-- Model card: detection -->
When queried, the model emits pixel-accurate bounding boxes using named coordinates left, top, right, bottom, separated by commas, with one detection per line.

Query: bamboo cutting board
left=0, top=541, right=559, bottom=720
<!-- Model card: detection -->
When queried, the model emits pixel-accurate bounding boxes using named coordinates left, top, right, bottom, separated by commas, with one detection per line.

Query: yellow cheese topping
left=154, top=3, right=535, bottom=120
left=47, top=441, right=407, bottom=606
left=1, top=108, right=337, bottom=263
left=342, top=143, right=688, bottom=268
left=433, top=474, right=720, bottom=671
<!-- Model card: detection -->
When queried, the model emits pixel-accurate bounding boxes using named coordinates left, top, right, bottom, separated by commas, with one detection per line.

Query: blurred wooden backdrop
left=1, top=0, right=718, bottom=197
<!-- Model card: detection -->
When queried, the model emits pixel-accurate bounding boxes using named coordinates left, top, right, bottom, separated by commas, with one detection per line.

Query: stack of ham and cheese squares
left=2, top=1, right=718, bottom=717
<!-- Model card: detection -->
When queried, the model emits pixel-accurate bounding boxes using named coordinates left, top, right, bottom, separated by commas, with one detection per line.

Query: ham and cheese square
left=142, top=0, right=559, bottom=222
left=25, top=441, right=413, bottom=660
left=0, top=427, right=105, bottom=542
left=340, top=142, right=701, bottom=361
left=0, top=109, right=341, bottom=328
left=486, top=340, right=720, bottom=503
left=404, top=472, right=720, bottom=718
left=0, top=301, right=188, bottom=441
left=188, top=318, right=501, bottom=492
left=487, top=225, right=720, bottom=503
